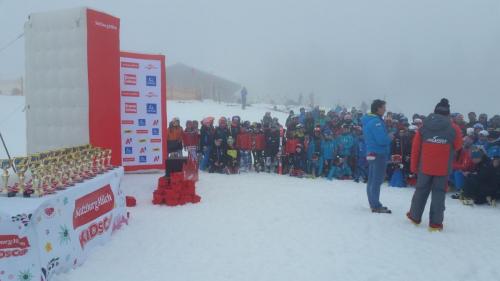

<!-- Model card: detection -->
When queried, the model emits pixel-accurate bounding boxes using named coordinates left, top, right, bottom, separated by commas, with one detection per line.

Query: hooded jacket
left=411, top=113, right=463, bottom=176
left=361, top=114, right=391, bottom=155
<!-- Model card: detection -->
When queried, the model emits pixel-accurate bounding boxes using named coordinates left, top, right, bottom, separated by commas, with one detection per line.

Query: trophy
left=54, top=156, right=66, bottom=190
left=29, top=154, right=43, bottom=197
left=82, top=149, right=94, bottom=178
left=91, top=148, right=104, bottom=174
left=41, top=157, right=56, bottom=194
left=105, top=149, right=114, bottom=171
left=62, top=154, right=75, bottom=187
left=13, top=157, right=30, bottom=197
left=1, top=159, right=11, bottom=196
left=71, top=152, right=84, bottom=183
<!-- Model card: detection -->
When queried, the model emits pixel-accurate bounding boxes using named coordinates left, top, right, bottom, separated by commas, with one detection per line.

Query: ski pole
left=0, top=132, right=16, bottom=173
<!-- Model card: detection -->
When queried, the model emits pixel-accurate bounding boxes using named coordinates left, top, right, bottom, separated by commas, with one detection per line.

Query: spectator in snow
left=362, top=99, right=393, bottom=214
left=407, top=98, right=463, bottom=232
left=461, top=149, right=499, bottom=205
left=167, top=117, right=184, bottom=157
left=241, top=87, right=248, bottom=110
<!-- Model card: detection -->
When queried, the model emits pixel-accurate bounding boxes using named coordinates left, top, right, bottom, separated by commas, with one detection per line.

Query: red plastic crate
left=170, top=172, right=184, bottom=184
left=158, top=177, right=169, bottom=188
left=191, top=195, right=201, bottom=204
left=164, top=189, right=180, bottom=200
left=165, top=198, right=179, bottom=206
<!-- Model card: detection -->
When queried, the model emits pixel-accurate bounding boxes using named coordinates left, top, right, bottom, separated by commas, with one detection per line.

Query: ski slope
left=2, top=96, right=500, bottom=281
left=55, top=173, right=500, bottom=281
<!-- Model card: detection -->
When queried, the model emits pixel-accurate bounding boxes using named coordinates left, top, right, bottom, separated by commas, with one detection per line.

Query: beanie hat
left=473, top=123, right=484, bottom=130
left=434, top=98, right=450, bottom=116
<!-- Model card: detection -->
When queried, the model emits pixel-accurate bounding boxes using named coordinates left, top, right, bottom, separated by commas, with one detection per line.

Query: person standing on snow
left=407, top=98, right=463, bottom=232
left=241, top=87, right=248, bottom=110
left=362, top=99, right=393, bottom=214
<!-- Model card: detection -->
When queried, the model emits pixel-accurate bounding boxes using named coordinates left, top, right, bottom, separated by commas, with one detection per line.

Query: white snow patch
left=52, top=172, right=500, bottom=281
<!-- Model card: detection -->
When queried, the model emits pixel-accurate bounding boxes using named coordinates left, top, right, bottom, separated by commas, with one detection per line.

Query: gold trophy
left=91, top=148, right=103, bottom=174
left=72, top=152, right=84, bottom=183
left=63, top=154, right=75, bottom=187
left=99, top=148, right=107, bottom=173
left=54, top=156, right=66, bottom=190
left=29, top=154, right=42, bottom=197
left=1, top=159, right=11, bottom=196
left=13, top=157, right=30, bottom=197
left=82, top=149, right=94, bottom=178
left=41, top=157, right=55, bottom=194
left=105, top=149, right=113, bottom=170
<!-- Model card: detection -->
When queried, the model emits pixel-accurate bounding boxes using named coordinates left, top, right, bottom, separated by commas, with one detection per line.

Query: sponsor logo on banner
left=136, top=129, right=149, bottom=134
left=121, top=120, right=134, bottom=125
left=152, top=128, right=160, bottom=136
left=125, top=138, right=133, bottom=145
left=94, top=21, right=118, bottom=30
left=146, top=76, right=157, bottom=87
left=124, top=147, right=133, bottom=154
left=79, top=214, right=112, bottom=249
left=73, top=185, right=115, bottom=229
left=121, top=61, right=139, bottom=69
left=140, top=147, right=147, bottom=154
left=145, top=92, right=158, bottom=98
left=123, top=129, right=133, bottom=134
left=121, top=91, right=140, bottom=97
left=146, top=103, right=157, bottom=114
left=139, top=156, right=147, bottom=163
left=145, top=64, right=158, bottom=70
left=154, top=155, right=161, bottom=162
left=0, top=235, right=31, bottom=259
left=153, top=120, right=159, bottom=126
left=153, top=148, right=161, bottom=152
left=124, top=74, right=137, bottom=85
left=138, top=119, right=146, bottom=126
left=150, top=139, right=162, bottom=143
left=125, top=103, right=137, bottom=114
left=112, top=215, right=129, bottom=235
left=123, top=157, right=135, bottom=162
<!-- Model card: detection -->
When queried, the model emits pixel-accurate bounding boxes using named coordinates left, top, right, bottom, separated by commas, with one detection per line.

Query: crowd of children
left=166, top=107, right=500, bottom=206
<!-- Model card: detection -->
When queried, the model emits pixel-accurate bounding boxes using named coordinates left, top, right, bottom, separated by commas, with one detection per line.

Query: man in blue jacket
left=361, top=100, right=394, bottom=213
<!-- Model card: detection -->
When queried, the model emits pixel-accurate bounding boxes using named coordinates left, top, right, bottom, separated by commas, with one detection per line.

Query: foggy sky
left=1, top=0, right=499, bottom=116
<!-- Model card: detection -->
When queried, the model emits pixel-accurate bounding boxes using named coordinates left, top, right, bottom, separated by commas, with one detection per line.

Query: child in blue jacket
left=319, top=129, right=337, bottom=177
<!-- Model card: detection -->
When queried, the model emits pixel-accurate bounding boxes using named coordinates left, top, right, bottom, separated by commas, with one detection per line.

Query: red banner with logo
left=73, top=185, right=115, bottom=229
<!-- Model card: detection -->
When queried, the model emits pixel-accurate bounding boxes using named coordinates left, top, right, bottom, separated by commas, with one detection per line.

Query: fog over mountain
left=1, top=0, right=499, bottom=116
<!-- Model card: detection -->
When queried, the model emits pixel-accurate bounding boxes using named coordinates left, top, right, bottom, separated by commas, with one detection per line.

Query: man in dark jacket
left=361, top=99, right=393, bottom=213
left=462, top=149, right=498, bottom=205
left=264, top=125, right=280, bottom=173
left=407, top=98, right=463, bottom=232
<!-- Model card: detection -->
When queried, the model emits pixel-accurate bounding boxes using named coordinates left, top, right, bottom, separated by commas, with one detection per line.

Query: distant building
left=167, top=63, right=241, bottom=102
left=0, top=78, right=23, bottom=96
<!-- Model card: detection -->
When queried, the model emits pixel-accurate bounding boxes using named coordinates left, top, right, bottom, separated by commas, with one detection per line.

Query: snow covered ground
left=2, top=96, right=500, bottom=281
left=54, top=173, right=500, bottom=281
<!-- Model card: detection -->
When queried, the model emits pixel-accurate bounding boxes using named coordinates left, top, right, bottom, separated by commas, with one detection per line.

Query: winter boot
left=371, top=207, right=392, bottom=214
left=406, top=212, right=421, bottom=226
left=428, top=223, right=443, bottom=232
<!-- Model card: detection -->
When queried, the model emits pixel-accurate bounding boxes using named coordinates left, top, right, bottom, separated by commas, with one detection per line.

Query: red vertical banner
left=86, top=9, right=122, bottom=166
left=119, top=52, right=167, bottom=171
